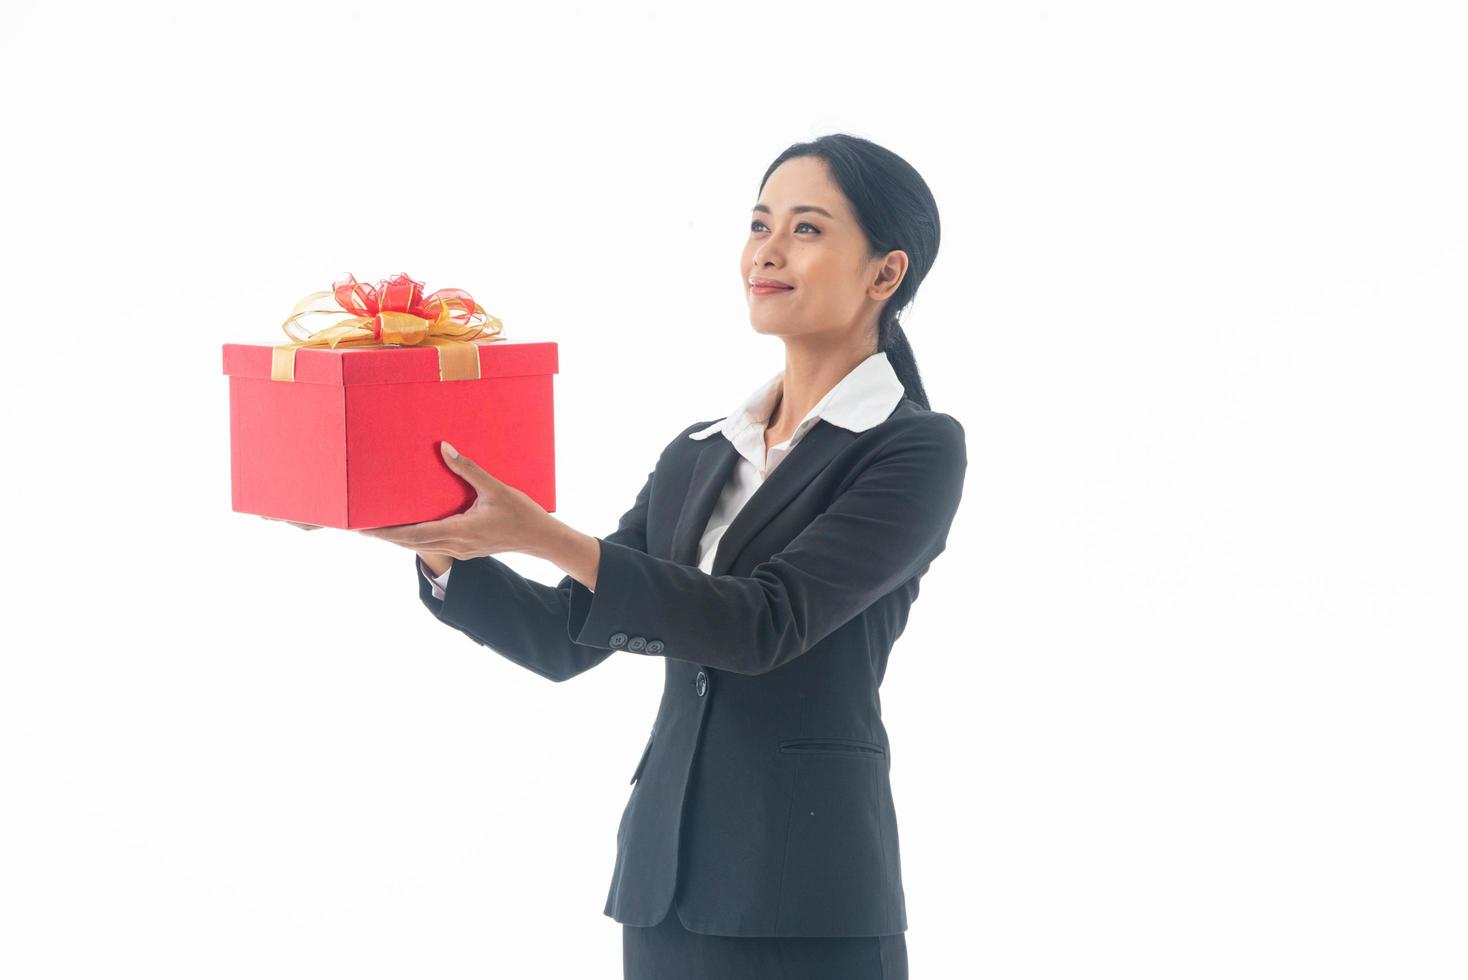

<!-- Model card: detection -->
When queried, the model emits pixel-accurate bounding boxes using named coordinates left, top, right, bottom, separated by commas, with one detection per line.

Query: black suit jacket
left=415, top=396, right=968, bottom=937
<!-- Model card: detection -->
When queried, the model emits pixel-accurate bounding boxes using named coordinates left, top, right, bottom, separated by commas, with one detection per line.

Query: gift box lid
left=221, top=338, right=557, bottom=385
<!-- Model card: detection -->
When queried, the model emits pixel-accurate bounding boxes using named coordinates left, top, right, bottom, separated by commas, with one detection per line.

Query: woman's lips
left=751, top=284, right=794, bottom=295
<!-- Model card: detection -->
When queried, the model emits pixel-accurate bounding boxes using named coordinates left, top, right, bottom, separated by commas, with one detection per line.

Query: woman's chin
left=747, top=315, right=800, bottom=337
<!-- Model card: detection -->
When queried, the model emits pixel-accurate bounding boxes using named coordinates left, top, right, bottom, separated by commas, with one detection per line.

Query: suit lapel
left=670, top=435, right=740, bottom=566
left=670, top=419, right=855, bottom=574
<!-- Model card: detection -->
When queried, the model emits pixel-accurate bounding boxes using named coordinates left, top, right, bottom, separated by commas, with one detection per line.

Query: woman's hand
left=355, top=441, right=552, bottom=560
left=261, top=516, right=322, bottom=531
left=260, top=510, right=452, bottom=574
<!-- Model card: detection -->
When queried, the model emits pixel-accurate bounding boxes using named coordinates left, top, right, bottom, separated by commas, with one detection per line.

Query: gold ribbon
left=270, top=278, right=506, bottom=382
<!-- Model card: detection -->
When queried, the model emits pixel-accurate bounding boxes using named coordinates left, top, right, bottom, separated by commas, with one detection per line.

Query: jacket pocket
left=778, top=736, right=886, bottom=758
left=630, top=727, right=656, bottom=785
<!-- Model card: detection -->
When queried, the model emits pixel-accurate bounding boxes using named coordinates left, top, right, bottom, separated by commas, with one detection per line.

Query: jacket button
left=628, top=635, right=647, bottom=652
left=695, top=670, right=708, bottom=697
left=645, top=640, right=664, bottom=654
left=609, top=632, right=629, bottom=648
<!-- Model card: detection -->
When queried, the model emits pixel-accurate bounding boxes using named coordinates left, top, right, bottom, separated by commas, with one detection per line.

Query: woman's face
left=742, top=155, right=906, bottom=346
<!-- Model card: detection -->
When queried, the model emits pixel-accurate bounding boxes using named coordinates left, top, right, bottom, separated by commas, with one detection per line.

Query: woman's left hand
left=356, top=441, right=550, bottom=559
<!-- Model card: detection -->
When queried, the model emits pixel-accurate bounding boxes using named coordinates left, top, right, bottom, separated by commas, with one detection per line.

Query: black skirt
left=623, top=907, right=907, bottom=980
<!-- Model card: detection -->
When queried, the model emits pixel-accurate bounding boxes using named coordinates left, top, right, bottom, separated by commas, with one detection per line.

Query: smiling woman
left=367, top=132, right=957, bottom=980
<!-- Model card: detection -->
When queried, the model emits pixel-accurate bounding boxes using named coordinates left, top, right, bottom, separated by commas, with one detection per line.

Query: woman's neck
left=765, top=343, right=875, bottom=445
left=763, top=391, right=794, bottom=450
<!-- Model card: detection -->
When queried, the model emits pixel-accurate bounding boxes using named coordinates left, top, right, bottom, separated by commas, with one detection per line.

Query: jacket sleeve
left=565, top=413, right=968, bottom=676
left=416, top=465, right=656, bottom=683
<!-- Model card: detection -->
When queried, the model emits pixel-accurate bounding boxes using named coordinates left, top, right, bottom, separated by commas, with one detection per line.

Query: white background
left=2, top=1, right=1464, bottom=977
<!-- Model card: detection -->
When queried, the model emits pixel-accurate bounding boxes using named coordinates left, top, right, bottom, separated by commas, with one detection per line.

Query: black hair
left=758, top=133, right=941, bottom=409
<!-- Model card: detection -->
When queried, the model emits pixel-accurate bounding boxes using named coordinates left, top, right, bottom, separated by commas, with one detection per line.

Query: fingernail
left=442, top=441, right=458, bottom=459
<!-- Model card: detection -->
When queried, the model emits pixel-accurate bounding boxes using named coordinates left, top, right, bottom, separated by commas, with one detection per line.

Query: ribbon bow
left=272, top=272, right=505, bottom=382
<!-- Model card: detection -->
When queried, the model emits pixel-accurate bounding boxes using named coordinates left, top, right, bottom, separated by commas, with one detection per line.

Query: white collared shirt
left=421, top=350, right=906, bottom=595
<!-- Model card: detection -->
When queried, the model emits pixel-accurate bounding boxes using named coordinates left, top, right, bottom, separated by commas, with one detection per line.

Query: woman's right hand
left=260, top=516, right=323, bottom=531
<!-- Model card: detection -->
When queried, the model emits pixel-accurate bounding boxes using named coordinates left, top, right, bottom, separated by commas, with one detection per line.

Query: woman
left=336, top=133, right=966, bottom=979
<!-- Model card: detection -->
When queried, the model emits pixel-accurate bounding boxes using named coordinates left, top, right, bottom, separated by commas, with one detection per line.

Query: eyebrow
left=752, top=203, right=835, bottom=219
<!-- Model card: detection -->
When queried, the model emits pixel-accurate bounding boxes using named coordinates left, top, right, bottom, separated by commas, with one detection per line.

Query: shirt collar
left=688, top=350, right=906, bottom=443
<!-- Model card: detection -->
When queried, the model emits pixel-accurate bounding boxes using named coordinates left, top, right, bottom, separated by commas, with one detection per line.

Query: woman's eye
left=750, top=220, right=819, bottom=234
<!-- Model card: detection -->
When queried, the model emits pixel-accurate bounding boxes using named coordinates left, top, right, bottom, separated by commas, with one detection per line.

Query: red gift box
left=222, top=336, right=559, bottom=530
